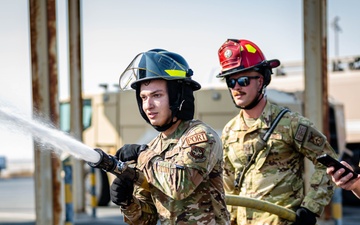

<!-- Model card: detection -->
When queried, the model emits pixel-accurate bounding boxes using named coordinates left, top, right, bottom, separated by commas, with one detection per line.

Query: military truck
left=59, top=86, right=343, bottom=206
left=59, top=56, right=360, bottom=206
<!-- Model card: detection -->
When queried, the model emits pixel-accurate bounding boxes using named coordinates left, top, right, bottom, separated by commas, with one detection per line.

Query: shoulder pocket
left=164, top=146, right=181, bottom=159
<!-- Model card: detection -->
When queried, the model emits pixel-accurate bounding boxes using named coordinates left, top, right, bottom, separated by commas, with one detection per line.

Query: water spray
left=0, top=106, right=100, bottom=163
left=87, top=148, right=137, bottom=181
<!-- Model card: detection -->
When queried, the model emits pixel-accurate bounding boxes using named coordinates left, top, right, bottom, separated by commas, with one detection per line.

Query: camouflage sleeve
left=222, top=126, right=240, bottom=223
left=120, top=184, right=158, bottom=224
left=291, top=114, right=338, bottom=215
left=223, top=150, right=239, bottom=223
left=137, top=126, right=221, bottom=200
left=223, top=153, right=237, bottom=194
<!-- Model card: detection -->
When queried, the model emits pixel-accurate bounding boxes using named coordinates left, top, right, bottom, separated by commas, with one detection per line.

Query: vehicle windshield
left=60, top=99, right=92, bottom=133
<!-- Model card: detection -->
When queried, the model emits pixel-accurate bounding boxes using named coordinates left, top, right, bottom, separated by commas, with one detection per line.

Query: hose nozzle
left=87, top=148, right=137, bottom=181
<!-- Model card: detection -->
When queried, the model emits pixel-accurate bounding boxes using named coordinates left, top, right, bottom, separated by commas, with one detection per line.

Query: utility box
left=0, top=156, right=6, bottom=171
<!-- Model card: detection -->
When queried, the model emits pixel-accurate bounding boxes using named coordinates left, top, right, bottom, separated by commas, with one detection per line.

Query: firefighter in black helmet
left=119, top=49, right=201, bottom=132
left=111, top=49, right=230, bottom=224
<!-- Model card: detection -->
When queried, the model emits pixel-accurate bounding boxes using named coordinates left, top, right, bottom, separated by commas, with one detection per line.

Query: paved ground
left=0, top=177, right=124, bottom=225
left=1, top=205, right=359, bottom=225
left=0, top=177, right=359, bottom=225
left=0, top=206, right=125, bottom=225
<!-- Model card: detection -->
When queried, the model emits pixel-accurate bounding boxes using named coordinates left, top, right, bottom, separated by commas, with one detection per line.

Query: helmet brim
left=217, top=59, right=280, bottom=78
left=130, top=77, right=201, bottom=91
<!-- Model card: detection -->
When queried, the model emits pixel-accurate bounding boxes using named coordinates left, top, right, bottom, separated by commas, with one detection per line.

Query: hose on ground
left=225, top=195, right=296, bottom=222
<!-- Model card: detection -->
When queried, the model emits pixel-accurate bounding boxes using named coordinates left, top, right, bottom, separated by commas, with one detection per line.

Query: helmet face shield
left=119, top=51, right=194, bottom=90
left=118, top=53, right=142, bottom=90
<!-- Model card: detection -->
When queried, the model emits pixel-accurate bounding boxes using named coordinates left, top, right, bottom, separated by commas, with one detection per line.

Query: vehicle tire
left=342, top=189, right=360, bottom=206
left=85, top=168, right=110, bottom=206
left=96, top=169, right=110, bottom=206
left=341, top=150, right=360, bottom=206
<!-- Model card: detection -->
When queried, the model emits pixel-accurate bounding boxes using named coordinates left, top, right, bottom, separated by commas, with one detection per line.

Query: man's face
left=227, top=71, right=263, bottom=108
left=140, top=79, right=172, bottom=126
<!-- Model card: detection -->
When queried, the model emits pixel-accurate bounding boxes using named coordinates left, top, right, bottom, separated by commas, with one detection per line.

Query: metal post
left=303, top=0, right=342, bottom=224
left=29, top=0, right=63, bottom=224
left=68, top=0, right=85, bottom=213
left=332, top=16, right=341, bottom=59
left=303, top=0, right=328, bottom=192
left=63, top=157, right=74, bottom=225
left=332, top=187, right=343, bottom=225
left=90, top=167, right=97, bottom=218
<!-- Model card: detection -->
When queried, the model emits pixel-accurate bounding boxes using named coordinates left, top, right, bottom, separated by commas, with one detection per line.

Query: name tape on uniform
left=185, top=132, right=208, bottom=145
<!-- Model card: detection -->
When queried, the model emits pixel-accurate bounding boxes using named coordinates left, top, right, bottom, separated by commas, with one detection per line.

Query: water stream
left=0, top=105, right=100, bottom=163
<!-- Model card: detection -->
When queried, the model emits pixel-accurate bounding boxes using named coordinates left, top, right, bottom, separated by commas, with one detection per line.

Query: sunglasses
left=226, top=76, right=260, bottom=88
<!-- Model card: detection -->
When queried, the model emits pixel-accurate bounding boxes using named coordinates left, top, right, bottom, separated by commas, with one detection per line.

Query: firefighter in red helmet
left=217, top=39, right=280, bottom=109
left=217, top=39, right=337, bottom=225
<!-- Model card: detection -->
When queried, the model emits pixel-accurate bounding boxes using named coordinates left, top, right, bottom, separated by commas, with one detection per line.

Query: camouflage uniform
left=121, top=119, right=230, bottom=225
left=222, top=101, right=337, bottom=225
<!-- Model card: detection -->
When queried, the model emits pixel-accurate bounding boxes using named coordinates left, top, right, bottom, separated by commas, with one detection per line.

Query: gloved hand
left=110, top=177, right=134, bottom=206
left=293, top=207, right=317, bottom=225
left=115, top=144, right=148, bottom=162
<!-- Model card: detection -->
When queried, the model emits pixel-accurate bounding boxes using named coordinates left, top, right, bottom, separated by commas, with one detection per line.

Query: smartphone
left=316, top=154, right=359, bottom=181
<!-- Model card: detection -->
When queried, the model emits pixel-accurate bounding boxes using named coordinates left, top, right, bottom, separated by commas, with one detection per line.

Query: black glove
left=110, top=177, right=134, bottom=206
left=293, top=207, right=317, bottom=225
left=115, top=144, right=147, bottom=162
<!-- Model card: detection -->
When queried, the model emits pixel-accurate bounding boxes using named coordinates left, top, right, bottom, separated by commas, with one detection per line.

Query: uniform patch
left=187, top=146, right=206, bottom=163
left=295, top=124, right=308, bottom=142
left=185, top=132, right=208, bottom=145
left=308, top=131, right=325, bottom=146
left=270, top=133, right=282, bottom=139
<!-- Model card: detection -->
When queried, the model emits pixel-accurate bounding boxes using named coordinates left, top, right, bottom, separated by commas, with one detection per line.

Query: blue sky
left=0, top=0, right=359, bottom=161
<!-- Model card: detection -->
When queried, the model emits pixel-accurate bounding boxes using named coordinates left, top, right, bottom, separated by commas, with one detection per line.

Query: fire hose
left=87, top=148, right=296, bottom=222
left=225, top=195, right=296, bottom=222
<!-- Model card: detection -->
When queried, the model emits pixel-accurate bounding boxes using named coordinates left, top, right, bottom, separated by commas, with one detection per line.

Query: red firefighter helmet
left=216, top=39, right=280, bottom=82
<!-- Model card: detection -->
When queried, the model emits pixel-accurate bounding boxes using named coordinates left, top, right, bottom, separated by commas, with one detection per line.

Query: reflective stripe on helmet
left=165, top=69, right=186, bottom=77
left=244, top=44, right=256, bottom=53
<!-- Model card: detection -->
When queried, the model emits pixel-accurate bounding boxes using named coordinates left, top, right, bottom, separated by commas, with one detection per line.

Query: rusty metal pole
left=29, top=0, right=63, bottom=225
left=68, top=0, right=86, bottom=213
left=303, top=0, right=328, bottom=191
left=304, top=0, right=339, bottom=223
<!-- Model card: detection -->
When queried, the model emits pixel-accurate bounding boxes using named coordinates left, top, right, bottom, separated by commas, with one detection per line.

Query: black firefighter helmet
left=119, top=49, right=201, bottom=131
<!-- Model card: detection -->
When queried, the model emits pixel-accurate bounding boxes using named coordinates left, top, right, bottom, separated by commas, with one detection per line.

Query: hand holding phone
left=316, top=154, right=359, bottom=181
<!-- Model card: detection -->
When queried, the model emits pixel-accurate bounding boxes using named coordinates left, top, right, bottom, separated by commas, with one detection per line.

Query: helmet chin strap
left=152, top=117, right=178, bottom=132
left=234, top=86, right=265, bottom=110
